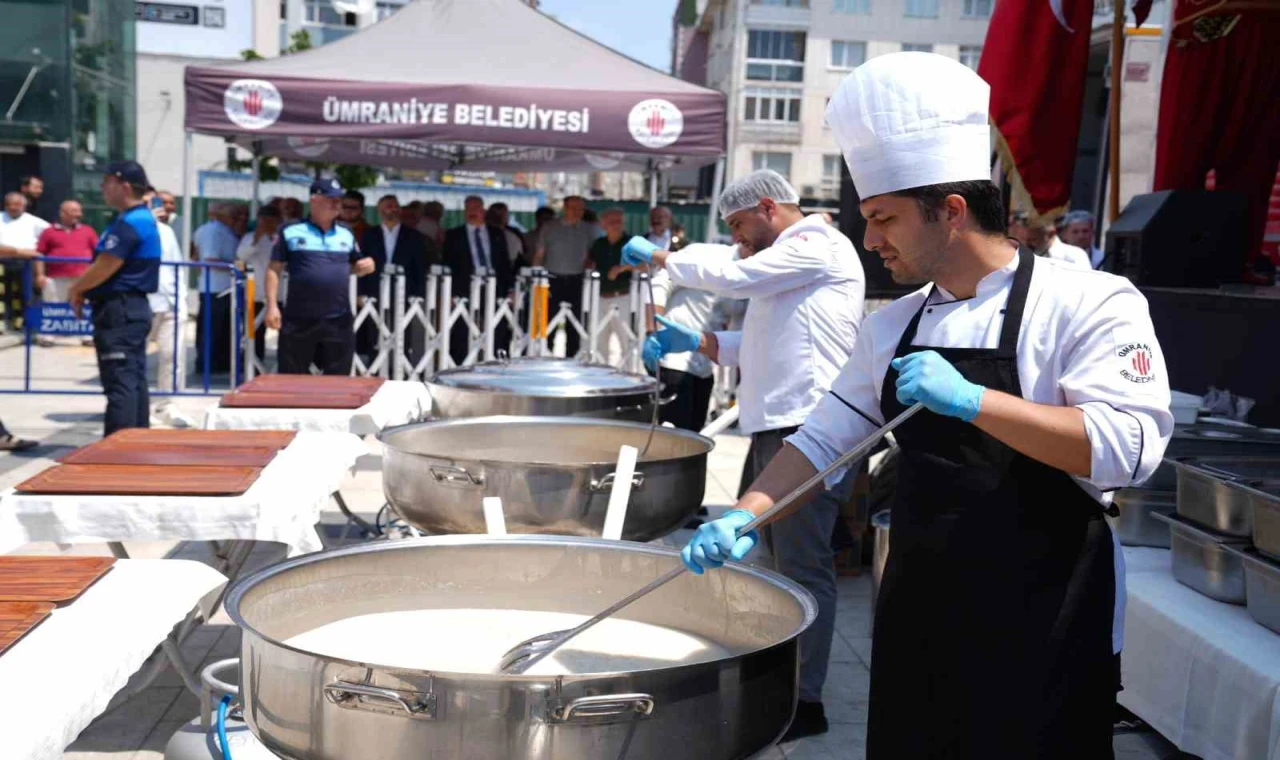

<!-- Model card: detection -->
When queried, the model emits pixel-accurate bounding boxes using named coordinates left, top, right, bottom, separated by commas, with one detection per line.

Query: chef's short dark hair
left=893, top=180, right=1007, bottom=235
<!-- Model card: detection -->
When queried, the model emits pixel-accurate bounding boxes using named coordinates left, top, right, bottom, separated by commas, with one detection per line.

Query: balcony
left=737, top=121, right=802, bottom=145
left=746, top=0, right=810, bottom=30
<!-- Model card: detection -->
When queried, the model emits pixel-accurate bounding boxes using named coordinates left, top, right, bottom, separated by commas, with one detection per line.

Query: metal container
left=870, top=510, right=890, bottom=617
left=1220, top=480, right=1280, bottom=561
left=225, top=535, right=817, bottom=760
left=427, top=358, right=660, bottom=422
left=1109, top=488, right=1175, bottom=548
left=1227, top=546, right=1280, bottom=634
left=1169, top=457, right=1280, bottom=537
left=1150, top=426, right=1280, bottom=490
left=1151, top=512, right=1249, bottom=604
left=380, top=416, right=712, bottom=541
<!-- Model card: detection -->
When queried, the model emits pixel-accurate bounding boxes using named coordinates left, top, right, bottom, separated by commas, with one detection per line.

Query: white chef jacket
left=651, top=244, right=738, bottom=379
left=787, top=252, right=1174, bottom=653
left=1045, top=237, right=1091, bottom=270
left=150, top=222, right=188, bottom=316
left=663, top=214, right=866, bottom=434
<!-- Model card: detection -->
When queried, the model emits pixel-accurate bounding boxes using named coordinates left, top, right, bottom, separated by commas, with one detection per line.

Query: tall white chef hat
left=825, top=52, right=991, bottom=199
left=718, top=169, right=801, bottom=219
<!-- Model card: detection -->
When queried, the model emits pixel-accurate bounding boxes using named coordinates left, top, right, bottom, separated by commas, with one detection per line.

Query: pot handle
left=323, top=681, right=437, bottom=720
left=550, top=693, right=655, bottom=723
left=430, top=465, right=485, bottom=488
left=589, top=472, right=645, bottom=493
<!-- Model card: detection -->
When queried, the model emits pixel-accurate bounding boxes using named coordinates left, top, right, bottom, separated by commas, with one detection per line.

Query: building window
left=751, top=0, right=809, bottom=5
left=744, top=88, right=802, bottom=123
left=830, top=40, right=866, bottom=69
left=962, top=0, right=993, bottom=16
left=959, top=45, right=982, bottom=69
left=902, top=42, right=934, bottom=52
left=822, top=155, right=843, bottom=185
left=375, top=1, right=402, bottom=20
left=753, top=151, right=793, bottom=180
left=834, top=0, right=870, bottom=12
left=304, top=0, right=355, bottom=25
left=904, top=0, right=938, bottom=17
left=746, top=29, right=806, bottom=82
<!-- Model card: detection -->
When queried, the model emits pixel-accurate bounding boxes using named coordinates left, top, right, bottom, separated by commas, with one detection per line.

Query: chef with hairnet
left=621, top=170, right=865, bottom=741
left=676, top=53, right=1173, bottom=758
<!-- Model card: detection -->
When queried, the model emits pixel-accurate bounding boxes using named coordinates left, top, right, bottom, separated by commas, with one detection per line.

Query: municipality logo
left=224, top=79, right=283, bottom=130
left=627, top=99, right=683, bottom=150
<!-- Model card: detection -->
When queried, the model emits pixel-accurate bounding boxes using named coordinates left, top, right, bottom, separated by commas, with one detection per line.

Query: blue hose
left=216, top=694, right=234, bottom=760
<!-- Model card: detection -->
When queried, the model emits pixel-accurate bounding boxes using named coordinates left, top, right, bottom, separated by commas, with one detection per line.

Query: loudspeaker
left=1105, top=190, right=1246, bottom=287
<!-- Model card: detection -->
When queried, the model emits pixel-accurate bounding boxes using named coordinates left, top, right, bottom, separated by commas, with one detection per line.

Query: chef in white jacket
left=622, top=169, right=865, bottom=741
left=679, top=53, right=1173, bottom=758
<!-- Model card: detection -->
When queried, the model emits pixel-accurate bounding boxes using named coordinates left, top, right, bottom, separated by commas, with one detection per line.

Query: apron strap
left=892, top=285, right=934, bottom=359
left=996, top=248, right=1035, bottom=358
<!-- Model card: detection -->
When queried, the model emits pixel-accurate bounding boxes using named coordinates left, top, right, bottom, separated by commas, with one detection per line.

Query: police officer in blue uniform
left=68, top=161, right=162, bottom=435
left=264, top=178, right=375, bottom=375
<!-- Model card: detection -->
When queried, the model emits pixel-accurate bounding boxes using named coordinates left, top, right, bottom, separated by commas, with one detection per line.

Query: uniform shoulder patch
left=1117, top=341, right=1157, bottom=384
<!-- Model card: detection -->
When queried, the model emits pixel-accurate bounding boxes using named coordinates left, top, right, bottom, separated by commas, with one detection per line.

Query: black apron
left=868, top=249, right=1119, bottom=759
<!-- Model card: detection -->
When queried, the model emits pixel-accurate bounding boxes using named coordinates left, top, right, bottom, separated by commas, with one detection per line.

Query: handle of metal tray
left=589, top=472, right=646, bottom=493
left=551, top=693, right=656, bottom=723
left=323, top=681, right=437, bottom=719
left=430, top=465, right=485, bottom=488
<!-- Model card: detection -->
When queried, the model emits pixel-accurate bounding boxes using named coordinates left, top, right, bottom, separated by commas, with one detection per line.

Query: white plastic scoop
left=601, top=445, right=638, bottom=541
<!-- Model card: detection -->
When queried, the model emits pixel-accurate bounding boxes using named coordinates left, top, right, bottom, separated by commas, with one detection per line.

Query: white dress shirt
left=663, top=214, right=866, bottom=434
left=0, top=211, right=48, bottom=249
left=235, top=230, right=279, bottom=305
left=1045, top=237, right=1091, bottom=270
left=465, top=223, right=491, bottom=270
left=150, top=222, right=188, bottom=316
left=382, top=222, right=400, bottom=261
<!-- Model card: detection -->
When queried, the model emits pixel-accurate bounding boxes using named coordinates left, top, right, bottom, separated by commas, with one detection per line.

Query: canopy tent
left=180, top=0, right=728, bottom=238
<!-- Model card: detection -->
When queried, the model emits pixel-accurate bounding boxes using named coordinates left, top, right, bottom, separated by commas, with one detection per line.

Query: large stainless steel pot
left=226, top=535, right=817, bottom=760
left=380, top=416, right=712, bottom=541
left=427, top=358, right=660, bottom=422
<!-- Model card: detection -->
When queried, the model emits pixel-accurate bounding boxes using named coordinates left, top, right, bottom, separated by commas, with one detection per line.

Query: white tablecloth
left=0, top=432, right=366, bottom=555
left=0, top=559, right=227, bottom=760
left=1120, top=546, right=1280, bottom=760
left=201, top=380, right=430, bottom=435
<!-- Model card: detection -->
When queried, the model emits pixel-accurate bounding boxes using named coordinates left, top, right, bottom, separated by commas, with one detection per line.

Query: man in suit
left=360, top=194, right=429, bottom=366
left=442, top=194, right=514, bottom=365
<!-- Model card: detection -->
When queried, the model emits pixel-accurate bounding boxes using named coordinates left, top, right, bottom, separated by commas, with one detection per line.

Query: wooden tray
left=15, top=464, right=263, bottom=496
left=220, top=391, right=373, bottom=409
left=61, top=441, right=279, bottom=467
left=0, top=601, right=55, bottom=656
left=109, top=429, right=296, bottom=450
left=0, top=556, right=115, bottom=604
left=238, top=375, right=385, bottom=395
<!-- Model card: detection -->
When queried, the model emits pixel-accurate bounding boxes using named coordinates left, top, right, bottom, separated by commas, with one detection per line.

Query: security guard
left=265, top=178, right=375, bottom=375
left=68, top=161, right=162, bottom=435
left=682, top=53, right=1174, bottom=758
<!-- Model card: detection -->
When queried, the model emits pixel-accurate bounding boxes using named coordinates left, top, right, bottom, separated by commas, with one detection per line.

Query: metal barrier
left=2, top=257, right=246, bottom=397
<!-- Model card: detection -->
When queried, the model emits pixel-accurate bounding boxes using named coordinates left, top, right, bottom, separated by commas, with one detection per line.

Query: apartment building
left=677, top=0, right=991, bottom=200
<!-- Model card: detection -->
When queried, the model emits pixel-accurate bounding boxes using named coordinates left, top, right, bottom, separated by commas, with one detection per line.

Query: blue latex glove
left=643, top=314, right=703, bottom=372
left=890, top=350, right=985, bottom=422
left=621, top=235, right=660, bottom=267
left=642, top=334, right=664, bottom=373
left=681, top=509, right=760, bottom=575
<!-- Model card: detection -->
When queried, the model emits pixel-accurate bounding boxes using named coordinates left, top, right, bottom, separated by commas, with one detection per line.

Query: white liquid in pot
left=285, top=608, right=734, bottom=675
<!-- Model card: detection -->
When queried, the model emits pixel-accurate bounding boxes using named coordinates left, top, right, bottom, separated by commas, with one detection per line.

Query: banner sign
left=26, top=303, right=94, bottom=335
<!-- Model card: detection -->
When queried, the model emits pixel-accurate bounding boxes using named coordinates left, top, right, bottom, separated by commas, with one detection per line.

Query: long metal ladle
left=497, top=402, right=924, bottom=675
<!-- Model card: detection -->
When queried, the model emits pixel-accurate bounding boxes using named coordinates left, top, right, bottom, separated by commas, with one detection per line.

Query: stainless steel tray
left=1215, top=481, right=1280, bottom=562
left=1168, top=457, right=1280, bottom=537
left=1150, top=427, right=1280, bottom=490
left=1151, top=511, right=1249, bottom=604
left=1225, top=546, right=1280, bottom=634
left=1110, top=488, right=1175, bottom=548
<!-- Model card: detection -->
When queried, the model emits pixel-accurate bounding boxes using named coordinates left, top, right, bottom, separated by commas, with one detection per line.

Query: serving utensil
left=601, top=446, right=638, bottom=541
left=497, top=402, right=923, bottom=674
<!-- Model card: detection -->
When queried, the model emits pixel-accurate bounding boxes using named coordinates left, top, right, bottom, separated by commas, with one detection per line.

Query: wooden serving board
left=238, top=375, right=385, bottom=395
left=220, top=391, right=372, bottom=409
left=0, top=556, right=115, bottom=604
left=110, top=429, right=296, bottom=450
left=15, top=464, right=263, bottom=496
left=0, top=601, right=55, bottom=656
left=61, top=441, right=279, bottom=467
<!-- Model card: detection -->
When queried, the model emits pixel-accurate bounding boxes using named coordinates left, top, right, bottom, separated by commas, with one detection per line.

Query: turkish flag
left=979, top=0, right=1095, bottom=220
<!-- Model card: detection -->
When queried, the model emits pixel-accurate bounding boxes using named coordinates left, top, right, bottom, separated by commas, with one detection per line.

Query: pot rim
left=378, top=416, right=715, bottom=467
left=427, top=366, right=658, bottom=399
left=226, top=534, right=819, bottom=681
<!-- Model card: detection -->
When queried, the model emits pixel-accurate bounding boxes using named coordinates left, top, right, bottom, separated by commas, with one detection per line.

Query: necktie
left=473, top=227, right=489, bottom=269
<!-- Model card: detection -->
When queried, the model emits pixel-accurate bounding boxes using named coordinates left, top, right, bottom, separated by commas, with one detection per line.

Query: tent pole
left=250, top=142, right=261, bottom=216
left=182, top=130, right=194, bottom=258
left=648, top=161, right=658, bottom=209
left=1107, top=1, right=1124, bottom=222
left=705, top=156, right=726, bottom=243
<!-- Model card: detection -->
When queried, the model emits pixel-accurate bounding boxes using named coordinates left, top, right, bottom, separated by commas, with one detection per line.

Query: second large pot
left=427, top=358, right=660, bottom=422
left=380, top=416, right=713, bottom=541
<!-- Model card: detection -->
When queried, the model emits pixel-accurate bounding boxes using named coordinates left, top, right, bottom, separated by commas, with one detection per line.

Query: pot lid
left=430, top=359, right=657, bottom=397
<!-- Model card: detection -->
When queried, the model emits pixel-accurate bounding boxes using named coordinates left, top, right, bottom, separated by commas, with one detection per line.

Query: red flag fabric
left=978, top=0, right=1095, bottom=221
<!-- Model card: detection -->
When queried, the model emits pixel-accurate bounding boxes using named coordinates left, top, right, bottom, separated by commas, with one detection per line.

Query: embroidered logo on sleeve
left=1117, top=342, right=1156, bottom=383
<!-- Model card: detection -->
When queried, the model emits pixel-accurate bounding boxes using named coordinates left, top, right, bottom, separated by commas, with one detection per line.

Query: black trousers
left=658, top=368, right=715, bottom=432
left=91, top=293, right=153, bottom=436
left=195, top=292, right=233, bottom=374
left=548, top=274, right=583, bottom=358
left=279, top=313, right=355, bottom=376
left=252, top=301, right=282, bottom=368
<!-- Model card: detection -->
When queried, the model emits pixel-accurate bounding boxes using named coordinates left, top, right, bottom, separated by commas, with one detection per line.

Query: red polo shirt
left=37, top=223, right=99, bottom=278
